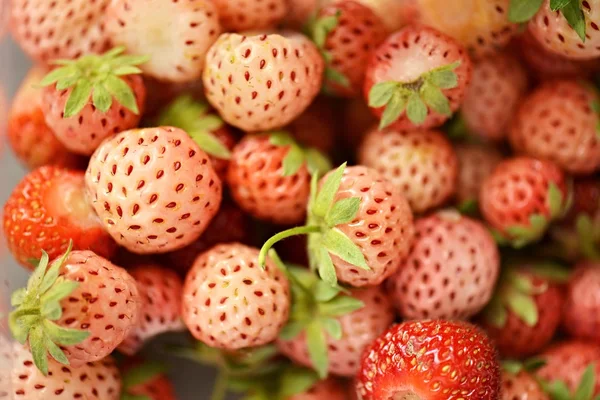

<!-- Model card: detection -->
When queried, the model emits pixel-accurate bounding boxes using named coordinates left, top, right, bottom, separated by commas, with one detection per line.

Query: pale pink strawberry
left=290, top=378, right=349, bottom=400
left=529, top=0, right=600, bottom=60
left=227, top=133, right=312, bottom=225
left=516, top=30, right=600, bottom=81
left=313, top=1, right=388, bottom=97
left=454, top=144, right=503, bottom=210
left=509, top=80, right=600, bottom=175
left=562, top=261, right=600, bottom=343
left=1, top=339, right=121, bottom=399
left=278, top=286, right=394, bottom=377
left=333, top=0, right=409, bottom=32
left=462, top=50, right=529, bottom=141
left=9, top=248, right=141, bottom=371
left=480, top=157, right=570, bottom=248
left=387, top=210, right=500, bottom=320
left=211, top=0, right=287, bottom=31
left=202, top=32, right=325, bottom=132
left=118, top=265, right=185, bottom=355
left=85, top=127, right=223, bottom=254
left=8, top=67, right=83, bottom=169
left=9, top=0, right=111, bottom=63
left=358, top=128, right=458, bottom=213
left=182, top=243, right=290, bottom=350
left=537, top=341, right=600, bottom=395
left=364, top=25, right=473, bottom=130
left=106, top=0, right=221, bottom=82
left=406, top=0, right=518, bottom=59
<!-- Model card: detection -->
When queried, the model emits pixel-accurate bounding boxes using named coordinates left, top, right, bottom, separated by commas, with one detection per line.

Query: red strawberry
left=202, top=32, right=325, bottom=132
left=462, top=50, right=529, bottom=142
left=227, top=132, right=329, bottom=225
left=287, top=97, right=337, bottom=154
left=211, top=0, right=287, bottom=31
left=358, top=128, right=458, bottom=213
left=536, top=341, right=600, bottom=396
left=118, top=264, right=185, bottom=355
left=120, top=361, right=176, bottom=400
left=260, top=164, right=415, bottom=287
left=516, top=30, right=600, bottom=81
left=407, top=0, right=519, bottom=59
left=481, top=262, right=567, bottom=358
left=162, top=202, right=251, bottom=275
left=7, top=67, right=82, bottom=169
left=356, top=320, right=501, bottom=400
left=307, top=1, right=388, bottom=97
left=9, top=246, right=141, bottom=372
left=290, top=377, right=348, bottom=400
left=480, top=157, right=570, bottom=248
left=454, top=143, right=503, bottom=213
left=106, top=0, right=221, bottom=82
left=1, top=339, right=122, bottom=399
left=364, top=25, right=473, bottom=130
left=277, top=283, right=395, bottom=377
left=3, top=166, right=116, bottom=269
left=562, top=261, right=600, bottom=343
left=85, top=126, right=223, bottom=254
left=40, top=47, right=147, bottom=156
left=501, top=368, right=550, bottom=400
left=509, top=80, right=600, bottom=175
left=157, top=94, right=237, bottom=181
left=388, top=210, right=500, bottom=320
left=528, top=0, right=600, bottom=60
left=182, top=243, right=290, bottom=350
left=9, top=0, right=111, bottom=63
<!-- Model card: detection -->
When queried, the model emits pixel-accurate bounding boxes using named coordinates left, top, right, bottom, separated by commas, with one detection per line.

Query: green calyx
left=589, top=99, right=600, bottom=139
left=268, top=131, right=332, bottom=177
left=508, top=0, right=586, bottom=42
left=369, top=61, right=461, bottom=129
left=157, top=95, right=231, bottom=159
left=121, top=361, right=168, bottom=400
left=502, top=357, right=547, bottom=375
left=576, top=214, right=600, bottom=260
left=538, top=363, right=600, bottom=400
left=306, top=11, right=351, bottom=90
left=258, top=163, right=369, bottom=287
left=493, top=182, right=568, bottom=249
left=483, top=262, right=570, bottom=328
left=40, top=46, right=149, bottom=118
left=9, top=241, right=90, bottom=375
left=457, top=198, right=479, bottom=216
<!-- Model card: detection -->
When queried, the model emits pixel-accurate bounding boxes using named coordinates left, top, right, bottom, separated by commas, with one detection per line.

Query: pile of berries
left=2, top=0, right=600, bottom=399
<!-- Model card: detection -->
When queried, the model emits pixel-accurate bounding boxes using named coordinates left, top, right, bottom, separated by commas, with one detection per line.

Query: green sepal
left=508, top=0, right=544, bottom=23
left=322, top=228, right=369, bottom=270
left=317, top=246, right=338, bottom=286
left=30, top=325, right=49, bottom=376
left=559, top=0, right=587, bottom=42
left=42, top=320, right=90, bottom=345
left=483, top=295, right=508, bottom=328
left=381, top=92, right=406, bottom=128
left=321, top=318, right=342, bottom=340
left=268, top=131, right=331, bottom=177
left=325, top=67, right=351, bottom=88
left=313, top=163, right=346, bottom=217
left=405, top=92, right=427, bottom=125
left=305, top=320, right=328, bottom=378
left=506, top=214, right=550, bottom=248
left=528, top=262, right=571, bottom=283
left=457, top=198, right=479, bottom=216
left=278, top=366, right=320, bottom=398
left=574, top=363, right=596, bottom=400
left=369, top=82, right=398, bottom=108
left=279, top=320, right=306, bottom=341
left=313, top=280, right=342, bottom=302
left=576, top=214, right=600, bottom=260
left=123, top=361, right=168, bottom=390
left=318, top=295, right=364, bottom=317
left=506, top=291, right=538, bottom=327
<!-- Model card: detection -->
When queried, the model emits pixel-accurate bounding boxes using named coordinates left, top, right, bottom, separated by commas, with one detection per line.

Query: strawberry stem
left=258, top=226, right=322, bottom=268
left=210, top=369, right=229, bottom=400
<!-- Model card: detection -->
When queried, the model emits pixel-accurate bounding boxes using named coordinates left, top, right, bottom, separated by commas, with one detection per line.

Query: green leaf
left=45, top=335, right=69, bottom=365
left=39, top=66, right=77, bottom=87
left=40, top=241, right=72, bottom=294
left=311, top=14, right=340, bottom=47
left=41, top=301, right=62, bottom=320
left=543, top=380, right=572, bottom=400
left=11, top=288, right=27, bottom=307
left=457, top=198, right=478, bottom=215
left=550, top=0, right=571, bottom=10
left=305, top=321, right=328, bottom=378
left=92, top=84, right=113, bottom=113
left=279, top=320, right=307, bottom=341
left=103, top=75, right=139, bottom=114
left=123, top=361, right=168, bottom=389
left=30, top=325, right=49, bottom=375
left=189, top=130, right=232, bottom=160
left=523, top=357, right=547, bottom=372
left=405, top=93, right=428, bottom=125
left=319, top=295, right=364, bottom=317
left=313, top=280, right=341, bottom=302
left=506, top=292, right=538, bottom=327
left=27, top=251, right=50, bottom=292
left=325, top=197, right=361, bottom=227
left=421, top=83, right=451, bottom=116
left=322, top=228, right=369, bottom=270
left=428, top=69, right=459, bottom=89
left=113, top=65, right=144, bottom=76
left=321, top=318, right=342, bottom=340
left=313, top=163, right=346, bottom=218
left=368, top=81, right=398, bottom=108
left=56, top=74, right=82, bottom=91
left=42, top=320, right=90, bottom=345
left=325, top=67, right=350, bottom=88
left=122, top=395, right=152, bottom=400
left=278, top=367, right=319, bottom=398
left=483, top=296, right=508, bottom=328
left=547, top=183, right=564, bottom=218
left=574, top=364, right=596, bottom=400
left=63, top=79, right=93, bottom=118
left=304, top=149, right=332, bottom=177
left=194, top=114, right=224, bottom=132
left=508, top=0, right=544, bottom=22
left=282, top=146, right=306, bottom=176
left=9, top=312, right=31, bottom=344
left=269, top=131, right=295, bottom=146
left=509, top=272, right=535, bottom=294
left=529, top=262, right=571, bottom=283
left=380, top=92, right=406, bottom=129
left=317, top=246, right=338, bottom=286
left=561, top=0, right=587, bottom=42
left=502, top=360, right=524, bottom=375
left=41, top=279, right=79, bottom=306
left=577, top=214, right=600, bottom=260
